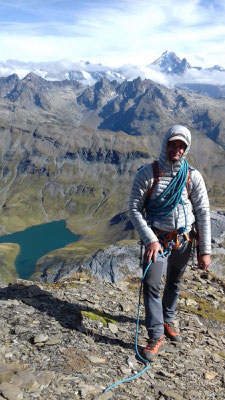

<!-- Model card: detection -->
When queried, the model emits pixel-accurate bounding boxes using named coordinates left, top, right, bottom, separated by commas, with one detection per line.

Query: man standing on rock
left=129, top=125, right=211, bottom=361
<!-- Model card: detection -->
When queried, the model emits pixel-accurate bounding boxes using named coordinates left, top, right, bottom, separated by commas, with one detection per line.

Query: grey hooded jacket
left=129, top=125, right=211, bottom=255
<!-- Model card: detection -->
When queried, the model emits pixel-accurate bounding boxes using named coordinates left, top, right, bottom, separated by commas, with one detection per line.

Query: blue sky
left=1, top=0, right=225, bottom=67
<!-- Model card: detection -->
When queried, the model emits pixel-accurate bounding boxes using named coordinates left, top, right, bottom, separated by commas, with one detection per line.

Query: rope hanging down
left=146, top=159, right=189, bottom=220
left=104, top=248, right=172, bottom=393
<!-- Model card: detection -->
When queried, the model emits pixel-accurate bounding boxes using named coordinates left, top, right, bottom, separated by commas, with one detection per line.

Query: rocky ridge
left=1, top=73, right=225, bottom=149
left=31, top=210, right=225, bottom=284
left=0, top=266, right=224, bottom=400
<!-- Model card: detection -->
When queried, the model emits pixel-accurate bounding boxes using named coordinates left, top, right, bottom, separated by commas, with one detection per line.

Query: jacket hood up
left=158, top=125, right=191, bottom=174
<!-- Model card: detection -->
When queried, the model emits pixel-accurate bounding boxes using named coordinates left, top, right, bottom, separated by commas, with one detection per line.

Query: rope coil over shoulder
left=146, top=159, right=189, bottom=220
left=145, top=159, right=193, bottom=247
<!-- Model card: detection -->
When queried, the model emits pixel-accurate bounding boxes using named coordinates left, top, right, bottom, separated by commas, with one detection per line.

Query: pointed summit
left=22, top=72, right=47, bottom=84
left=151, top=51, right=190, bottom=74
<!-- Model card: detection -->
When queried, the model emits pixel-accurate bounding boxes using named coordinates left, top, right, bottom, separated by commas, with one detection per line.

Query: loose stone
left=33, top=334, right=49, bottom=344
left=107, top=323, right=118, bottom=334
left=0, top=382, right=23, bottom=400
left=204, top=371, right=218, bottom=380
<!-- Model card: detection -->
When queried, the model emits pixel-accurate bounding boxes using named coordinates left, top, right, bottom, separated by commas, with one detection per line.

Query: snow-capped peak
left=150, top=51, right=190, bottom=75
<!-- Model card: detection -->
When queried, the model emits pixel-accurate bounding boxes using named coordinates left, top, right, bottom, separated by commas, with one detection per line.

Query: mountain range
left=1, top=71, right=225, bottom=149
left=1, top=51, right=225, bottom=98
left=0, top=57, right=224, bottom=283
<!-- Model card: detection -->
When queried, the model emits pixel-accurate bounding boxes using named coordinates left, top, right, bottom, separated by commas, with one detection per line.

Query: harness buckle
left=156, top=229, right=192, bottom=250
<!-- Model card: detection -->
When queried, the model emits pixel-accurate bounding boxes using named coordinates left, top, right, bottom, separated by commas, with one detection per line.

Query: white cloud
left=178, top=68, right=225, bottom=86
left=2, top=50, right=225, bottom=89
left=0, top=0, right=225, bottom=69
left=142, top=65, right=225, bottom=88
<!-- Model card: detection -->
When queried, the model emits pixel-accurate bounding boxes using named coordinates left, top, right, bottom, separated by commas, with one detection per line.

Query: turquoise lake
left=0, top=220, right=80, bottom=279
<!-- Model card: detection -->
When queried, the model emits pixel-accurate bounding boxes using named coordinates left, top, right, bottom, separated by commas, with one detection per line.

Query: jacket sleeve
left=189, top=170, right=211, bottom=254
left=129, top=165, right=159, bottom=246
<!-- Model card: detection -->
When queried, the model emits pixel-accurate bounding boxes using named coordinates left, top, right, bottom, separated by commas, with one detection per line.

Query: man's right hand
left=144, top=241, right=163, bottom=263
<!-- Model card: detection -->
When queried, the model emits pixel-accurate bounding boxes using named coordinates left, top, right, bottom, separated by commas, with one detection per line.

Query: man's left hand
left=198, top=254, right=211, bottom=271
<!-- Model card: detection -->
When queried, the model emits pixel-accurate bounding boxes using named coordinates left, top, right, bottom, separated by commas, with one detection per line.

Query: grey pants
left=143, top=239, right=192, bottom=338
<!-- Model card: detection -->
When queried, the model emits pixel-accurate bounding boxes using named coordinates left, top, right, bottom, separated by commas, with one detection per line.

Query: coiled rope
left=147, top=159, right=189, bottom=220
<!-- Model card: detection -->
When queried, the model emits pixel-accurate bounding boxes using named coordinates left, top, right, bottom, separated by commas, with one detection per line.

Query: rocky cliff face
left=0, top=269, right=224, bottom=399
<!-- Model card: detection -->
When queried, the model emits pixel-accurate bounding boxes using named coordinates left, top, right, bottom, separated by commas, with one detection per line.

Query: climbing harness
left=104, top=247, right=172, bottom=393
left=153, top=228, right=193, bottom=251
